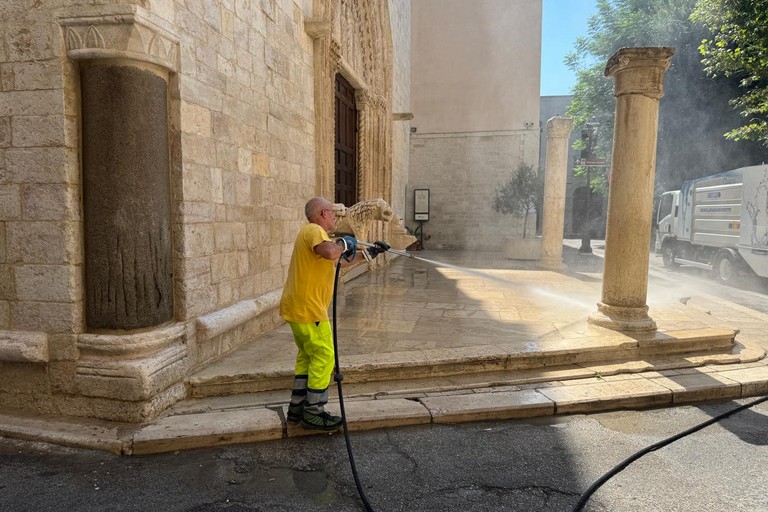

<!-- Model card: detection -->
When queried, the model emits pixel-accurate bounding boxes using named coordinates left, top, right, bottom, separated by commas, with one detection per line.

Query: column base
left=538, top=256, right=564, bottom=270
left=588, top=302, right=657, bottom=332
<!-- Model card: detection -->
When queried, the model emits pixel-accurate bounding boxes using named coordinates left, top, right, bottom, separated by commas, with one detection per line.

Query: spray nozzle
left=356, top=240, right=413, bottom=258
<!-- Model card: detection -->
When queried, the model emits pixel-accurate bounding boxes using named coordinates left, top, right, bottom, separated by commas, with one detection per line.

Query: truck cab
left=655, top=190, right=679, bottom=264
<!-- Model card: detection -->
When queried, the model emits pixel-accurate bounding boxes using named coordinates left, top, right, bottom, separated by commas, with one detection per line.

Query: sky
left=541, top=0, right=599, bottom=96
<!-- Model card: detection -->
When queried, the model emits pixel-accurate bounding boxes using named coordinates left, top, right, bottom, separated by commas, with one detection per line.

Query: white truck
left=655, top=164, right=768, bottom=283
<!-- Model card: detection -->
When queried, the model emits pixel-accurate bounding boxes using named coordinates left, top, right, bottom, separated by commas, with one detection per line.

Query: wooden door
left=334, top=74, right=357, bottom=206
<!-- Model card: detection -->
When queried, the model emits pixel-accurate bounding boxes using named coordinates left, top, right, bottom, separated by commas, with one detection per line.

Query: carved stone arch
left=307, top=0, right=393, bottom=208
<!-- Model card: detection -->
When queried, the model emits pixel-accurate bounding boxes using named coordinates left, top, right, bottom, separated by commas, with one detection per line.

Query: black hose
left=573, top=394, right=768, bottom=511
left=332, top=258, right=377, bottom=512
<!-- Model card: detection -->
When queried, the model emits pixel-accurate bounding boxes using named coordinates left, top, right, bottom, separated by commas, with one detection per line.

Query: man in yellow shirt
left=280, top=197, right=389, bottom=430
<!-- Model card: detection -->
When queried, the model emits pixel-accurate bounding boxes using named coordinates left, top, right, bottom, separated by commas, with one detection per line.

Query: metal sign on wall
left=414, top=189, right=430, bottom=221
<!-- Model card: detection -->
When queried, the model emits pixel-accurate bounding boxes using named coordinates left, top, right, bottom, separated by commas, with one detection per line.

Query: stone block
left=0, top=408, right=127, bottom=454
left=0, top=301, right=8, bottom=328
left=0, top=330, right=48, bottom=362
left=342, top=398, right=432, bottom=431
left=181, top=163, right=213, bottom=202
left=536, top=378, right=672, bottom=414
left=180, top=100, right=212, bottom=136
left=76, top=343, right=190, bottom=402
left=0, top=264, right=13, bottom=300
left=210, top=252, right=239, bottom=283
left=178, top=75, right=224, bottom=112
left=0, top=116, right=9, bottom=147
left=132, top=407, right=282, bottom=455
left=5, top=22, right=54, bottom=61
left=12, top=115, right=75, bottom=147
left=47, top=360, right=77, bottom=393
left=6, top=147, right=79, bottom=184
left=0, top=184, right=20, bottom=218
left=421, top=389, right=554, bottom=423
left=48, top=333, right=78, bottom=361
left=648, top=372, right=741, bottom=403
left=176, top=284, right=217, bottom=319
left=21, top=183, right=79, bottom=221
left=0, top=89, right=64, bottom=117
left=181, top=223, right=214, bottom=257
left=55, top=382, right=187, bottom=423
left=717, top=366, right=768, bottom=397
left=181, top=132, right=217, bottom=166
left=11, top=300, right=82, bottom=333
left=214, top=222, right=235, bottom=251
left=0, top=360, right=48, bottom=392
left=14, top=264, right=80, bottom=302
left=6, top=60, right=63, bottom=91
left=7, top=221, right=81, bottom=264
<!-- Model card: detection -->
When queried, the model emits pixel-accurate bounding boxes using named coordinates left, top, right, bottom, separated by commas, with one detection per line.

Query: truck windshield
left=658, top=194, right=673, bottom=222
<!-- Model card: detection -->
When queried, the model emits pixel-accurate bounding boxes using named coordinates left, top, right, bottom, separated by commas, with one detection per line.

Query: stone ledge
left=421, top=389, right=554, bottom=424
left=195, top=289, right=282, bottom=342
left=0, top=330, right=49, bottom=363
left=131, top=407, right=282, bottom=455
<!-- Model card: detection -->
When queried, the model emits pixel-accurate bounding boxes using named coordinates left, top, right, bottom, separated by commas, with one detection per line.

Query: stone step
left=132, top=352, right=768, bottom=455
left=186, top=327, right=742, bottom=399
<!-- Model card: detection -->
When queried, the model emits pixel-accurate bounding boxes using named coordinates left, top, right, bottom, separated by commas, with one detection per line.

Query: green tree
left=565, top=0, right=765, bottom=193
left=693, top=0, right=768, bottom=146
left=493, top=163, right=542, bottom=238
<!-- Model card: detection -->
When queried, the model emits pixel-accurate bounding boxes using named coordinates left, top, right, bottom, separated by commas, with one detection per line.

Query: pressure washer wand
left=356, top=240, right=414, bottom=258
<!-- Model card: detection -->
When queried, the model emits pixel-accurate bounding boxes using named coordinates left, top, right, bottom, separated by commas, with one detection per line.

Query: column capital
left=605, top=47, right=675, bottom=99
left=59, top=10, right=179, bottom=72
left=546, top=116, right=573, bottom=139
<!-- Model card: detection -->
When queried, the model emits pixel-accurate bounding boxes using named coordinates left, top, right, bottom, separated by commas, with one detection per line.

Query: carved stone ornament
left=605, top=47, right=675, bottom=99
left=330, top=198, right=416, bottom=250
left=60, top=13, right=179, bottom=72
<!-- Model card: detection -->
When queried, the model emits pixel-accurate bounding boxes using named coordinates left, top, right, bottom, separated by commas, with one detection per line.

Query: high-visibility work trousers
left=288, top=320, right=335, bottom=414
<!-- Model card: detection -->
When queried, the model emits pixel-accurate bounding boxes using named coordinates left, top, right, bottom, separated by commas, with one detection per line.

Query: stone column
left=540, top=117, right=574, bottom=270
left=81, top=62, right=173, bottom=330
left=588, top=47, right=674, bottom=331
left=61, top=14, right=180, bottom=331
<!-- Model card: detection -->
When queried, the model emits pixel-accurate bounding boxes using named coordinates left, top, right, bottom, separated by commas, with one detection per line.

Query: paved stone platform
left=2, top=247, right=768, bottom=454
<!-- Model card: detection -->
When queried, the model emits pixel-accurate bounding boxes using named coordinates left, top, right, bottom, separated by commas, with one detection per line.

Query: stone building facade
left=406, top=0, right=542, bottom=251
left=0, top=0, right=412, bottom=422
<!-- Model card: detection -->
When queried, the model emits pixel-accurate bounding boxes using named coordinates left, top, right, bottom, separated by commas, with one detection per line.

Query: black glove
left=367, top=240, right=390, bottom=259
left=340, top=235, right=357, bottom=262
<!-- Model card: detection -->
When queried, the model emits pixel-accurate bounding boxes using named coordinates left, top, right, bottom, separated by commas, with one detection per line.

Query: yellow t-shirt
left=280, top=223, right=336, bottom=322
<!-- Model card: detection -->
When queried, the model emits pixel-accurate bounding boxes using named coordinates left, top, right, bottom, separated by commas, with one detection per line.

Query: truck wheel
left=662, top=247, right=679, bottom=268
left=714, top=251, right=735, bottom=284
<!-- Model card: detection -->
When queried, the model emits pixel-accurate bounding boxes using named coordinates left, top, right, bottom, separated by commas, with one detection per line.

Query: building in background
left=407, top=0, right=542, bottom=251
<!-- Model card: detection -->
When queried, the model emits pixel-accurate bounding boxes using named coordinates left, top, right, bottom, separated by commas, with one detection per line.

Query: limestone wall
left=408, top=131, right=539, bottom=250
left=0, top=0, right=410, bottom=422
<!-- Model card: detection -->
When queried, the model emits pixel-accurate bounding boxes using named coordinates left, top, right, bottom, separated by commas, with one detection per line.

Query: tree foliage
left=693, top=0, right=768, bottom=146
left=493, top=163, right=542, bottom=238
left=565, top=0, right=766, bottom=193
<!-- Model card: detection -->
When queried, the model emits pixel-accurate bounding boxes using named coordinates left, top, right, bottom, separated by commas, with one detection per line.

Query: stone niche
left=57, top=7, right=186, bottom=421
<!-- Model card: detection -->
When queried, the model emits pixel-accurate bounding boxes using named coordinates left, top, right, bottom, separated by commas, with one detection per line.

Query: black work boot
left=300, top=410, right=342, bottom=431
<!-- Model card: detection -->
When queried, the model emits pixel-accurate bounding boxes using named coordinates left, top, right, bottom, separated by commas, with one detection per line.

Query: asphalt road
left=2, top=398, right=767, bottom=512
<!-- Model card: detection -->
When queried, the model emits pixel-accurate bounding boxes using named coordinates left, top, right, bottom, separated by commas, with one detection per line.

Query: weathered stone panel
left=81, top=64, right=173, bottom=330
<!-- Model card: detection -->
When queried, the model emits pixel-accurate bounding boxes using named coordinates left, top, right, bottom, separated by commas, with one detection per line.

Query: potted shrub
left=493, top=162, right=543, bottom=260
